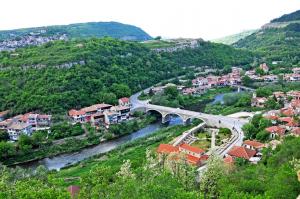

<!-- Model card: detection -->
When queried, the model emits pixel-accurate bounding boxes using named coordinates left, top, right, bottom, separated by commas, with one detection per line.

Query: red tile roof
left=281, top=108, right=295, bottom=117
left=227, top=146, right=256, bottom=160
left=68, top=109, right=86, bottom=117
left=265, top=126, right=285, bottom=136
left=157, top=144, right=179, bottom=154
left=278, top=117, right=293, bottom=123
left=264, top=115, right=279, bottom=120
left=179, top=143, right=205, bottom=154
left=291, top=100, right=300, bottom=108
left=119, top=97, right=129, bottom=103
left=186, top=154, right=201, bottom=165
left=243, top=140, right=265, bottom=149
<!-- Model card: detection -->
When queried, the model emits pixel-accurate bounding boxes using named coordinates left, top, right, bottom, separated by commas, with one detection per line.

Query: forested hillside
left=0, top=38, right=254, bottom=114
left=234, top=10, right=300, bottom=64
left=0, top=22, right=152, bottom=41
left=271, top=10, right=300, bottom=23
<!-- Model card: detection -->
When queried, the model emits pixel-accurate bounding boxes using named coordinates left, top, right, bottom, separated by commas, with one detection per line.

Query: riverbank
left=51, top=123, right=196, bottom=187
left=5, top=116, right=156, bottom=166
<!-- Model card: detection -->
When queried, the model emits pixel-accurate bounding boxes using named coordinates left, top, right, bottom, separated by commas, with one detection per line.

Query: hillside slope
left=234, top=10, right=300, bottom=64
left=212, top=30, right=257, bottom=45
left=0, top=38, right=254, bottom=114
left=0, top=22, right=152, bottom=41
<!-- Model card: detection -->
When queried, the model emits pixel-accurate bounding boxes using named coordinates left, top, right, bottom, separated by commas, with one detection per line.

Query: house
left=292, top=67, right=300, bottom=74
left=287, top=91, right=300, bottom=100
left=242, top=140, right=265, bottom=151
left=90, top=113, right=105, bottom=127
left=69, top=109, right=86, bottom=123
left=265, top=126, right=286, bottom=138
left=263, top=75, right=278, bottom=82
left=227, top=146, right=257, bottom=160
left=280, top=108, right=295, bottom=117
left=179, top=143, right=205, bottom=158
left=81, top=104, right=112, bottom=116
left=112, top=106, right=131, bottom=122
left=0, top=110, right=9, bottom=122
left=104, top=110, right=119, bottom=125
left=259, top=63, right=269, bottom=73
left=37, top=114, right=52, bottom=127
left=157, top=144, right=179, bottom=154
left=0, top=119, right=13, bottom=130
left=118, top=97, right=131, bottom=107
left=273, top=92, right=286, bottom=101
left=251, top=96, right=267, bottom=107
left=7, top=123, right=32, bottom=141
left=182, top=87, right=196, bottom=95
left=289, top=74, right=300, bottom=81
left=156, top=143, right=206, bottom=166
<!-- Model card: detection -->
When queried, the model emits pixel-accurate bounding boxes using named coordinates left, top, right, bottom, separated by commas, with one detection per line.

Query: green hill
left=0, top=38, right=254, bottom=114
left=271, top=10, right=300, bottom=23
left=234, top=10, right=300, bottom=64
left=212, top=30, right=257, bottom=45
left=0, top=22, right=152, bottom=41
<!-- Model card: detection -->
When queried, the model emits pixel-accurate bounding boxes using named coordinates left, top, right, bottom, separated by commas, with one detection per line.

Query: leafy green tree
left=164, top=86, right=179, bottom=99
left=0, top=130, right=9, bottom=142
left=0, top=141, right=16, bottom=160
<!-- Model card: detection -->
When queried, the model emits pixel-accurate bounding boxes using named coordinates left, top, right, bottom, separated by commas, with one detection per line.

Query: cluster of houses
left=0, top=32, right=68, bottom=52
left=150, top=67, right=242, bottom=97
left=184, top=67, right=242, bottom=95
left=0, top=111, right=52, bottom=141
left=245, top=63, right=300, bottom=83
left=156, top=139, right=266, bottom=167
left=224, top=140, right=265, bottom=165
left=156, top=143, right=209, bottom=166
left=68, top=97, right=131, bottom=129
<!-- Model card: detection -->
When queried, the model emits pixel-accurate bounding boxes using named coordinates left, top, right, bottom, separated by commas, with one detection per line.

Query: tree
left=17, top=135, right=33, bottom=152
left=111, top=83, right=131, bottom=99
left=164, top=86, right=179, bottom=99
left=242, top=123, right=258, bottom=139
left=242, top=75, right=253, bottom=86
left=0, top=141, right=16, bottom=160
left=0, top=130, right=9, bottom=142
left=200, top=154, right=225, bottom=199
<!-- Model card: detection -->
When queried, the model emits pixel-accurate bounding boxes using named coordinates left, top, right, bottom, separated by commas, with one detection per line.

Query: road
left=130, top=89, right=247, bottom=156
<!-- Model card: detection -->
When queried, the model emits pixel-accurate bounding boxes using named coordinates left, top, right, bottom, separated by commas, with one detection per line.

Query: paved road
left=130, top=90, right=247, bottom=156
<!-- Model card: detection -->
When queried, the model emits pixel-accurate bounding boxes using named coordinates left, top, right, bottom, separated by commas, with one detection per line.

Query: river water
left=17, top=117, right=182, bottom=171
left=210, top=90, right=242, bottom=105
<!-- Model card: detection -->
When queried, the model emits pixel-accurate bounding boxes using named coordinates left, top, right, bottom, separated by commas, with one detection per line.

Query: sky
left=1, top=0, right=300, bottom=40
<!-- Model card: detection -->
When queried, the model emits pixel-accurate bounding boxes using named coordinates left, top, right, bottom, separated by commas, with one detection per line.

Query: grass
left=50, top=124, right=195, bottom=187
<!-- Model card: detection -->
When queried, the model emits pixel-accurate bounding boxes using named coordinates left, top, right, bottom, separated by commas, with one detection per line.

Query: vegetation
left=212, top=29, right=257, bottom=45
left=1, top=125, right=299, bottom=198
left=271, top=9, right=300, bottom=23
left=0, top=22, right=152, bottom=41
left=0, top=115, right=156, bottom=165
left=235, top=16, right=300, bottom=64
left=151, top=86, right=235, bottom=113
left=242, top=114, right=272, bottom=142
left=0, top=37, right=255, bottom=115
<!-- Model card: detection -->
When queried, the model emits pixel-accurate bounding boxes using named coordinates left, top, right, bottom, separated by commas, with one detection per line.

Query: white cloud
left=1, top=0, right=299, bottom=39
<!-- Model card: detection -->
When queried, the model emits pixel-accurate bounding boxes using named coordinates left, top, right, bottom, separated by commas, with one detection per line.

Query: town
left=0, top=97, right=131, bottom=141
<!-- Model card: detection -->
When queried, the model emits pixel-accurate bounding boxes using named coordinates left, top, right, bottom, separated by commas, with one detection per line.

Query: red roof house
left=242, top=140, right=265, bottom=151
left=227, top=146, right=256, bottom=160
left=265, top=126, right=285, bottom=138
left=157, top=144, right=179, bottom=154
left=179, top=143, right=205, bottom=158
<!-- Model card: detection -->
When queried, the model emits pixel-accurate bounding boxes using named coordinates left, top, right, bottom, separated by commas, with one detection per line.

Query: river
left=210, top=90, right=243, bottom=105
left=17, top=117, right=183, bottom=171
